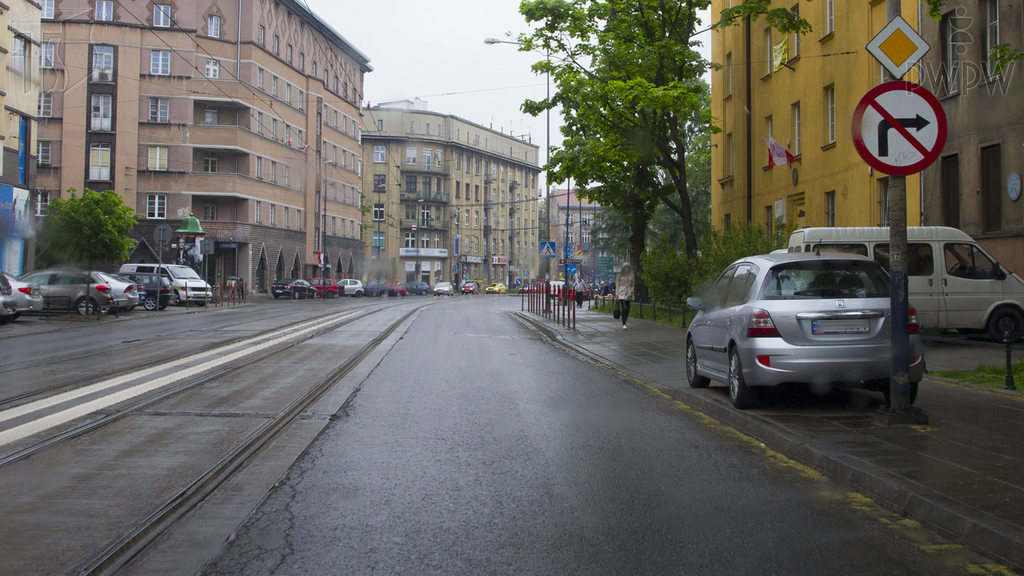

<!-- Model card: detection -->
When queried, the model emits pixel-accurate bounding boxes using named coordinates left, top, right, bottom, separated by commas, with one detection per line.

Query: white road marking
left=0, top=310, right=357, bottom=447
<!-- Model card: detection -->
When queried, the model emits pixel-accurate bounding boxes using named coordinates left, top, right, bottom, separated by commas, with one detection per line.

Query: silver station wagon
left=685, top=253, right=924, bottom=409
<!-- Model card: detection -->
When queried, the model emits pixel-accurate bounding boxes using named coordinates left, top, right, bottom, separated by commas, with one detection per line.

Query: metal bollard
left=1005, top=331, right=1017, bottom=391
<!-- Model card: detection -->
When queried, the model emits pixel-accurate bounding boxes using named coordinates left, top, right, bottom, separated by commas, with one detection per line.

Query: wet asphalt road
left=202, top=297, right=979, bottom=576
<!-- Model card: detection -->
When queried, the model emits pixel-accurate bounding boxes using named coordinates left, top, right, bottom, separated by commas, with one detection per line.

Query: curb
left=512, top=311, right=1024, bottom=572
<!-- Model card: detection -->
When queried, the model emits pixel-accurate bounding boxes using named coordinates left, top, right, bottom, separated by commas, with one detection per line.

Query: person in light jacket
left=615, top=263, right=634, bottom=329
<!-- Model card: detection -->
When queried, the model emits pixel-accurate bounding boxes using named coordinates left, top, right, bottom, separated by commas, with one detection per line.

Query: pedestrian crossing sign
left=539, top=242, right=556, bottom=258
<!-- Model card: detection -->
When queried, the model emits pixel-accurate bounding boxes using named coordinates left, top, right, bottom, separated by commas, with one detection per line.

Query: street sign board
left=852, top=81, right=947, bottom=176
left=539, top=241, right=556, bottom=258
left=565, top=264, right=578, bottom=274
left=866, top=16, right=929, bottom=80
left=559, top=259, right=583, bottom=265
left=153, top=224, right=173, bottom=248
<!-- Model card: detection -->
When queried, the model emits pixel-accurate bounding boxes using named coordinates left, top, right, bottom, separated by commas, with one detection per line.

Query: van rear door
left=941, top=242, right=1004, bottom=330
left=873, top=243, right=943, bottom=330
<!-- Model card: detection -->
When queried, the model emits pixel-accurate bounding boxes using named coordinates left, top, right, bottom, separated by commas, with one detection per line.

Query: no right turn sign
left=851, top=81, right=947, bottom=176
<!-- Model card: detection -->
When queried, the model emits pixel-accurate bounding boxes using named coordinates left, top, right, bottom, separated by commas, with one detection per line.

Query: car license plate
left=812, top=318, right=870, bottom=335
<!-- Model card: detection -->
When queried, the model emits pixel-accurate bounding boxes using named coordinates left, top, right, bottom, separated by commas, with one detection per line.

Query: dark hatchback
left=122, top=272, right=172, bottom=310
left=271, top=278, right=317, bottom=299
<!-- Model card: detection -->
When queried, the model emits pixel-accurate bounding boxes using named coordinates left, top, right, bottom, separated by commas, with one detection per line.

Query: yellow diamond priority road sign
left=866, top=16, right=929, bottom=80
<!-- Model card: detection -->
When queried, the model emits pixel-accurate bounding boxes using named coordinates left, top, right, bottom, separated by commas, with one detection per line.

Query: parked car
left=788, top=226, right=1024, bottom=341
left=404, top=281, right=431, bottom=296
left=117, top=263, right=212, bottom=306
left=3, top=271, right=44, bottom=319
left=461, top=280, right=478, bottom=295
left=0, top=273, right=16, bottom=324
left=685, top=253, right=924, bottom=409
left=116, top=274, right=148, bottom=306
left=339, top=279, right=364, bottom=297
left=122, top=272, right=172, bottom=310
left=19, top=268, right=115, bottom=315
left=309, top=278, right=340, bottom=298
left=271, top=278, right=318, bottom=299
left=485, top=283, right=507, bottom=294
left=364, top=283, right=385, bottom=297
left=434, top=281, right=454, bottom=296
left=97, top=272, right=140, bottom=312
left=382, top=283, right=407, bottom=297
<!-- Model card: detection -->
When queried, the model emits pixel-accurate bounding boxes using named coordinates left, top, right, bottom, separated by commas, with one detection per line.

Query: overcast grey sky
left=306, top=0, right=712, bottom=191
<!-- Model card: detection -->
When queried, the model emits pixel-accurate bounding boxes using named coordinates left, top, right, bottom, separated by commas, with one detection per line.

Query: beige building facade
left=0, top=0, right=40, bottom=275
left=361, top=101, right=541, bottom=288
left=37, top=0, right=370, bottom=292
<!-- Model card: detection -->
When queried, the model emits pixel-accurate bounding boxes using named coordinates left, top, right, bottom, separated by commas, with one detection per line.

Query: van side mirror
left=686, top=296, right=704, bottom=311
left=997, top=268, right=1007, bottom=281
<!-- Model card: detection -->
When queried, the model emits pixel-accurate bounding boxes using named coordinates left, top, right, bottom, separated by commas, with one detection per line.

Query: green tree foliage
left=519, top=0, right=716, bottom=262
left=37, top=189, right=138, bottom=267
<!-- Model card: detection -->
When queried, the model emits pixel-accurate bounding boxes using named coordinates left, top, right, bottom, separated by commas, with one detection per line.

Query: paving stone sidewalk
left=514, top=304, right=1024, bottom=572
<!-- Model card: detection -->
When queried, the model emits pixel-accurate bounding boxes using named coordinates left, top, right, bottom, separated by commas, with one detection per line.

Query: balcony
left=484, top=173, right=495, bottom=184
left=483, top=198, right=493, bottom=210
left=401, top=217, right=449, bottom=232
left=402, top=163, right=451, bottom=176
left=400, top=189, right=450, bottom=203
left=484, top=225, right=493, bottom=236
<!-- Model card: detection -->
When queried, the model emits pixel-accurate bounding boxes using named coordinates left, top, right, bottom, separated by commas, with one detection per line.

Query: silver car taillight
left=747, top=309, right=781, bottom=338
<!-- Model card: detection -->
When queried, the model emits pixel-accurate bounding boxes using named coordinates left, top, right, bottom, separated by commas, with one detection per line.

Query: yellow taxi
left=485, top=283, right=507, bottom=294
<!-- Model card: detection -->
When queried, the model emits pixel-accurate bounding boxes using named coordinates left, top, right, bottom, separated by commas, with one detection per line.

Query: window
left=203, top=201, right=217, bottom=221
left=825, top=191, right=836, bottom=226
left=791, top=5, right=800, bottom=57
left=90, top=144, right=111, bottom=180
left=940, top=11, right=960, bottom=95
left=270, top=161, right=277, bottom=183
left=204, top=153, right=217, bottom=172
left=420, top=233, right=430, bottom=249
left=38, top=93, right=52, bottom=117
left=147, top=194, right=166, bottom=218
left=41, top=0, right=54, bottom=19
left=455, top=153, right=461, bottom=170
left=255, top=156, right=262, bottom=179
left=93, top=45, right=114, bottom=81
left=204, top=108, right=218, bottom=124
left=273, top=35, right=279, bottom=56
left=38, top=141, right=51, bottom=165
left=90, top=95, right=112, bottom=130
left=205, top=59, right=219, bottom=78
left=270, top=204, right=276, bottom=226
left=791, top=102, right=801, bottom=156
left=40, top=43, right=56, bottom=68
left=409, top=121, right=415, bottom=133
left=373, top=203, right=384, bottom=221
left=36, top=191, right=49, bottom=216
left=765, top=115, right=773, bottom=164
left=422, top=149, right=431, bottom=169
left=95, top=0, right=112, bottom=21
left=148, top=146, right=167, bottom=171
left=373, top=174, right=386, bottom=192
left=271, top=118, right=278, bottom=140
left=283, top=207, right=289, bottom=228
left=944, top=243, right=999, bottom=280
left=984, top=0, right=999, bottom=77
left=725, top=52, right=733, bottom=96
left=406, top=148, right=417, bottom=164
left=981, top=144, right=1002, bottom=232
left=824, top=84, right=835, bottom=144
left=151, top=50, right=170, bottom=75
left=941, top=154, right=960, bottom=228
left=824, top=0, right=834, bottom=35
left=11, top=37, right=27, bottom=74
left=258, top=26, right=265, bottom=46
left=873, top=244, right=934, bottom=276
left=257, top=68, right=263, bottom=90
left=474, top=211, right=479, bottom=227
left=405, top=232, right=416, bottom=248
left=207, top=15, right=220, bottom=37
left=725, top=132, right=733, bottom=176
left=764, top=28, right=773, bottom=75
left=373, top=232, right=384, bottom=248
left=298, top=90, right=304, bottom=111
left=272, top=76, right=278, bottom=97
left=285, top=84, right=291, bottom=104
left=299, top=53, right=304, bottom=71
left=154, top=5, right=171, bottom=27
left=405, top=204, right=416, bottom=221
left=255, top=201, right=261, bottom=222
left=374, top=146, right=385, bottom=163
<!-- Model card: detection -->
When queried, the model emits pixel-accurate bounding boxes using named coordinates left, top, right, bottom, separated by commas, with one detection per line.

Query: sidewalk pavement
left=514, top=305, right=1024, bottom=572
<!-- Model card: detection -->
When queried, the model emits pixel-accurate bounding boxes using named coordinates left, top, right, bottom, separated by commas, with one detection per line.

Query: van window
left=813, top=243, right=868, bottom=256
left=873, top=243, right=935, bottom=276
left=944, top=243, right=1001, bottom=280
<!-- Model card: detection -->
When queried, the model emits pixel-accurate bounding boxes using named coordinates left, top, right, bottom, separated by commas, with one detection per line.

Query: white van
left=118, top=263, right=212, bottom=305
left=787, top=227, right=1024, bottom=340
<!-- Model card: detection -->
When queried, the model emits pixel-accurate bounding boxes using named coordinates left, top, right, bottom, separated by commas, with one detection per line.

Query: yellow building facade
left=711, top=0, right=923, bottom=231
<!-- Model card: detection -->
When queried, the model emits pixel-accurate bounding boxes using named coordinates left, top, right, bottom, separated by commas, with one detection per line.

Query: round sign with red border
left=852, top=81, right=947, bottom=176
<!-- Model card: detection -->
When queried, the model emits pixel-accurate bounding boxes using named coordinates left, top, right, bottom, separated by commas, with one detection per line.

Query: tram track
left=64, top=304, right=419, bottom=576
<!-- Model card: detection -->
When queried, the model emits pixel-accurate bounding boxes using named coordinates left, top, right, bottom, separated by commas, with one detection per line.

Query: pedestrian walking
left=573, top=277, right=585, bottom=308
left=615, top=263, right=634, bottom=330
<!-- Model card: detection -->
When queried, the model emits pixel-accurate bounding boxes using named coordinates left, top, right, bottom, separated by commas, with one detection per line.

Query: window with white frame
left=298, top=90, right=304, bottom=111
left=298, top=53, right=304, bottom=71
left=41, top=43, right=56, bottom=68
left=147, top=194, right=166, bottom=218
left=792, top=101, right=801, bottom=156
left=286, top=44, right=292, bottom=63
left=90, top=95, right=112, bottom=130
left=270, top=204, right=276, bottom=226
left=255, top=156, right=262, bottom=179
left=11, top=37, right=27, bottom=74
left=270, top=161, right=276, bottom=183
left=92, top=45, right=113, bottom=80
left=37, top=141, right=51, bottom=165
left=203, top=153, right=217, bottom=172
left=824, top=84, right=835, bottom=144
left=38, top=93, right=52, bottom=117
left=283, top=207, right=289, bottom=228
left=373, top=232, right=384, bottom=248
left=41, top=0, right=54, bottom=19
left=207, top=15, right=220, bottom=38
left=148, top=146, right=167, bottom=170
left=36, top=191, right=49, bottom=216
left=824, top=0, right=834, bottom=35
left=258, top=26, right=265, bottom=46
left=203, top=200, right=217, bottom=221
left=373, top=203, right=384, bottom=221
left=420, top=233, right=429, bottom=249
left=405, top=232, right=415, bottom=248
left=148, top=96, right=167, bottom=121
left=204, top=108, right=217, bottom=124
left=272, top=76, right=278, bottom=97
left=422, top=149, right=431, bottom=169
left=255, top=200, right=261, bottom=222
left=151, top=50, right=170, bottom=75
left=205, top=59, right=219, bottom=78
left=90, top=144, right=111, bottom=180
left=296, top=210, right=301, bottom=230
left=285, top=83, right=291, bottom=104
left=257, top=68, right=263, bottom=90
left=95, top=0, right=112, bottom=21
left=985, top=0, right=1000, bottom=77
left=374, top=145, right=385, bottom=163
left=273, top=35, right=279, bottom=56
left=405, top=148, right=416, bottom=164
left=154, top=5, right=171, bottom=27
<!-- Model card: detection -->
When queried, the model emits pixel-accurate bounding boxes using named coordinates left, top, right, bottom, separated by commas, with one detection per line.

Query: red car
left=382, top=284, right=407, bottom=297
left=309, top=278, right=340, bottom=298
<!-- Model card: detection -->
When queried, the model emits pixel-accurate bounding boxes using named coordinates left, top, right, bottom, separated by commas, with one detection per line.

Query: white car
left=3, top=271, right=44, bottom=319
left=339, top=279, right=364, bottom=297
left=433, top=282, right=453, bottom=296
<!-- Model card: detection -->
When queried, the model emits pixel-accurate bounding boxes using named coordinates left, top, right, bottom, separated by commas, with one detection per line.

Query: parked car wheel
left=144, top=296, right=158, bottom=311
left=173, top=292, right=183, bottom=306
left=76, top=296, right=98, bottom=316
left=354, top=290, right=363, bottom=298
left=987, top=307, right=1024, bottom=342
left=329, top=290, right=339, bottom=299
left=686, top=339, right=710, bottom=388
left=728, top=348, right=756, bottom=409
left=881, top=381, right=919, bottom=407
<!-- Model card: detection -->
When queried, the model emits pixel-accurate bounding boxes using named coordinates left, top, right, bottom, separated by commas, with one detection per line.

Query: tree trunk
left=630, top=192, right=649, bottom=302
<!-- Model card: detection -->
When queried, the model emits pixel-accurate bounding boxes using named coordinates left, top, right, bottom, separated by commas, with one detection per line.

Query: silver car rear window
left=762, top=260, right=889, bottom=299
